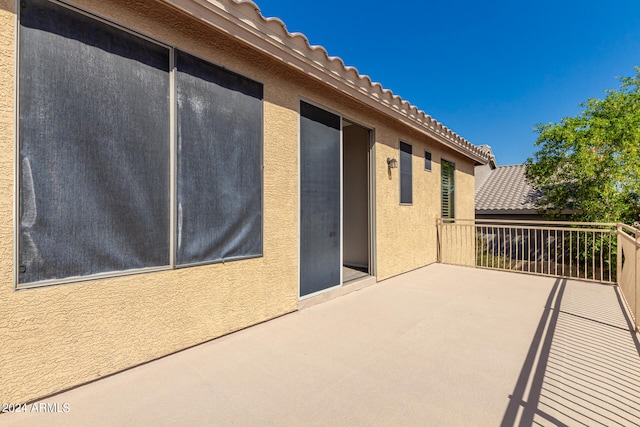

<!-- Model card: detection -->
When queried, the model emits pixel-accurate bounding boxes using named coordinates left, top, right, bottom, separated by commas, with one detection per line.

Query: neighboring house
left=475, top=147, right=573, bottom=221
left=475, top=164, right=543, bottom=220
left=2, top=0, right=490, bottom=402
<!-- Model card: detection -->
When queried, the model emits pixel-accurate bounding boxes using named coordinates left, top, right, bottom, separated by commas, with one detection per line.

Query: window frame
left=174, top=48, right=264, bottom=268
left=424, top=150, right=432, bottom=171
left=15, top=0, right=265, bottom=289
left=441, top=158, right=456, bottom=219
left=399, top=141, right=413, bottom=205
left=13, top=1, right=172, bottom=289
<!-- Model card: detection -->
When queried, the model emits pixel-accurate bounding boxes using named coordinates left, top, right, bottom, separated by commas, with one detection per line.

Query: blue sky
left=256, top=1, right=640, bottom=165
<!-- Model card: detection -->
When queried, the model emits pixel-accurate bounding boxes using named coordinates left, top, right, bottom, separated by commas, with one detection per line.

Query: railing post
left=633, top=232, right=640, bottom=332
left=437, top=218, right=442, bottom=263
left=474, top=223, right=478, bottom=269
left=617, top=224, right=622, bottom=285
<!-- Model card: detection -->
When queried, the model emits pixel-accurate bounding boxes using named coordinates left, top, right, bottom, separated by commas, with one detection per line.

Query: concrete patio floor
left=2, top=264, right=640, bottom=426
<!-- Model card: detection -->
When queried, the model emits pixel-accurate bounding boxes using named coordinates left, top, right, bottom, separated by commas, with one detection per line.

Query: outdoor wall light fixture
left=387, top=157, right=398, bottom=169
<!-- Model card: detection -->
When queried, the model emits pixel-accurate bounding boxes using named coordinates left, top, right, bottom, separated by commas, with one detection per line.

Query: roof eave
left=158, top=0, right=490, bottom=165
left=475, top=209, right=540, bottom=215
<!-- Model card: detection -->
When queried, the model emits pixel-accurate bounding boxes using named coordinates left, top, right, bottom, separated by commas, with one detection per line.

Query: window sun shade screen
left=400, top=142, right=412, bottom=204
left=18, top=0, right=171, bottom=284
left=175, top=50, right=263, bottom=265
left=18, top=0, right=265, bottom=285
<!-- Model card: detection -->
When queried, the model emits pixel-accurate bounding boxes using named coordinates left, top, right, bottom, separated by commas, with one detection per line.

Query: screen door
left=299, top=101, right=341, bottom=297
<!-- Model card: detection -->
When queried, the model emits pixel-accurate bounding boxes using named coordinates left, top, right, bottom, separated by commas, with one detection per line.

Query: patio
left=1, top=264, right=639, bottom=426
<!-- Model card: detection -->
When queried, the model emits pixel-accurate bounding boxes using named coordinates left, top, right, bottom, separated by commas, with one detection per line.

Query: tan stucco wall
left=374, top=129, right=476, bottom=280
left=0, top=0, right=304, bottom=403
left=0, top=0, right=477, bottom=403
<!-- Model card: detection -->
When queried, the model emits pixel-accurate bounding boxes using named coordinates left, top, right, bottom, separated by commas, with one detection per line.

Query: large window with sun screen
left=18, top=0, right=171, bottom=285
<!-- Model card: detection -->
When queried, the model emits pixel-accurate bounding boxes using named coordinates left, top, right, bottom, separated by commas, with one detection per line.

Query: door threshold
left=298, top=274, right=377, bottom=310
left=343, top=265, right=369, bottom=283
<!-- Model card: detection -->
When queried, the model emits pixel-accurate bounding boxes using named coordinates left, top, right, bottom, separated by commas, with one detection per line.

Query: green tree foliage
left=525, top=67, right=640, bottom=223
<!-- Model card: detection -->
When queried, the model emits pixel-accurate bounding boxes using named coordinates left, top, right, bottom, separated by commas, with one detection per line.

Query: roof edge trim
left=160, top=0, right=490, bottom=164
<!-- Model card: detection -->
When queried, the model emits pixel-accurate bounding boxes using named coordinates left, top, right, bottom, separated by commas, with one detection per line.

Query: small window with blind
left=441, top=159, right=455, bottom=218
left=424, top=151, right=432, bottom=171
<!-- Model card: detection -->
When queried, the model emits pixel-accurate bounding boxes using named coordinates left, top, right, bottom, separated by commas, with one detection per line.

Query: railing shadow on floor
left=500, top=278, right=640, bottom=427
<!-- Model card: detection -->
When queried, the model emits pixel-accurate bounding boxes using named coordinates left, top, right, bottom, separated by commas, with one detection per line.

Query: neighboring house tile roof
left=475, top=164, right=540, bottom=213
left=161, top=0, right=491, bottom=165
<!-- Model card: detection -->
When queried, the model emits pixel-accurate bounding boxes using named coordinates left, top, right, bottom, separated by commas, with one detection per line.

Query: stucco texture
left=0, top=0, right=477, bottom=403
left=374, top=130, right=476, bottom=280
left=0, top=0, right=304, bottom=403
